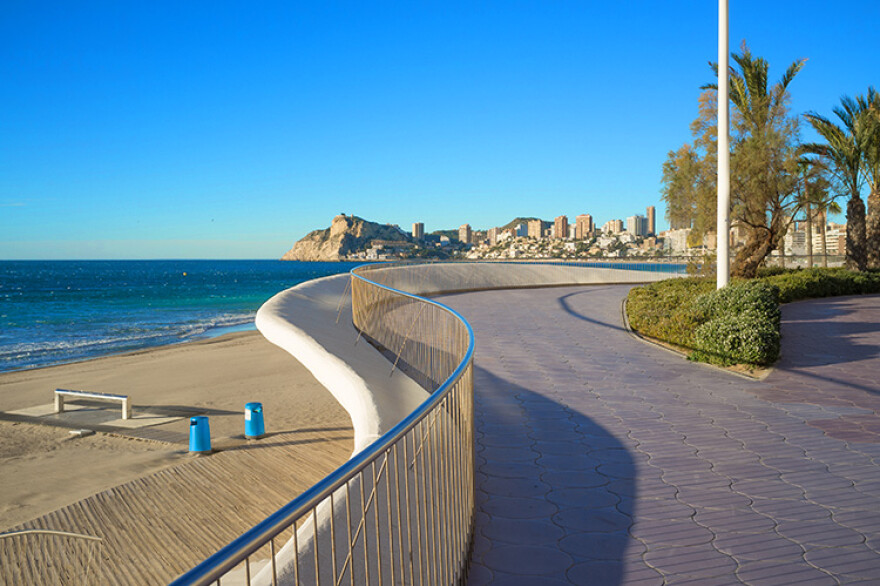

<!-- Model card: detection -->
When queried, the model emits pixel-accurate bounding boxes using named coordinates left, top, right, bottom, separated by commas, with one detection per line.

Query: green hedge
left=627, top=267, right=880, bottom=367
left=761, top=268, right=880, bottom=303
left=626, top=278, right=714, bottom=347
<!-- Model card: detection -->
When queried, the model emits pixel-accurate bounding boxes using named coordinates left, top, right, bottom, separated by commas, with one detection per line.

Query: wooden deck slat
left=1, top=428, right=352, bottom=584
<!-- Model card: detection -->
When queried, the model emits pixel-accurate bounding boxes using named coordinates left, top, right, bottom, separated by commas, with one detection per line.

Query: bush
left=692, top=310, right=780, bottom=366
left=693, top=281, right=780, bottom=325
left=626, top=278, right=713, bottom=348
left=627, top=267, right=880, bottom=368
left=762, top=268, right=880, bottom=303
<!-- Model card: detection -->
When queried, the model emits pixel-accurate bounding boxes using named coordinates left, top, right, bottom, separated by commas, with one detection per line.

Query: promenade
left=440, top=286, right=880, bottom=585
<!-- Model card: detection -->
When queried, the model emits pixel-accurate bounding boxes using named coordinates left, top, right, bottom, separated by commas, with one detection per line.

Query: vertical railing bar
left=345, top=481, right=354, bottom=586
left=330, top=491, right=338, bottom=586
left=413, top=423, right=425, bottom=586
left=427, top=410, right=439, bottom=586
left=291, top=524, right=298, bottom=586
left=245, top=557, right=251, bottom=586
left=383, top=448, right=396, bottom=585
left=371, top=460, right=382, bottom=584
left=393, top=442, right=405, bottom=586
left=360, top=470, right=370, bottom=586
left=404, top=431, right=416, bottom=586
left=313, top=505, right=320, bottom=585
left=269, top=537, right=277, bottom=586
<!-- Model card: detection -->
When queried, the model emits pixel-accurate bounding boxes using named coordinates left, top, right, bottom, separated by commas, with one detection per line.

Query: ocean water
left=0, top=260, right=360, bottom=373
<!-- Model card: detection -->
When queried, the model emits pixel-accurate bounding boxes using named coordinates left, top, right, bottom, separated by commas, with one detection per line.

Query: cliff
left=281, top=215, right=410, bottom=261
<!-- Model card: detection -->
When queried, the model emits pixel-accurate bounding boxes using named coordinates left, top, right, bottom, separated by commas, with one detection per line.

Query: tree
left=858, top=88, right=880, bottom=268
left=708, top=44, right=806, bottom=278
left=796, top=156, right=835, bottom=267
left=804, top=93, right=870, bottom=270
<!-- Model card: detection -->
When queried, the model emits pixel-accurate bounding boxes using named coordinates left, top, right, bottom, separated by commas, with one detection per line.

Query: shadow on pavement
left=469, top=365, right=636, bottom=585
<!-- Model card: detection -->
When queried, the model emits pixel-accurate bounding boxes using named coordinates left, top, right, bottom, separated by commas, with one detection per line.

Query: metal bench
left=55, top=389, right=132, bottom=420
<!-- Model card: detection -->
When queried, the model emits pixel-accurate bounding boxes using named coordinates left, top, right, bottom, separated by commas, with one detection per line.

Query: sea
left=0, top=260, right=361, bottom=373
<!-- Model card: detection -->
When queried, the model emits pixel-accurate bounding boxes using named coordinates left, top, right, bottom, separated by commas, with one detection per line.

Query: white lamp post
left=716, top=0, right=730, bottom=289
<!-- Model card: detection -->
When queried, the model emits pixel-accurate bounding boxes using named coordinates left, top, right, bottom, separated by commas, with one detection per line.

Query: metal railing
left=172, top=264, right=475, bottom=585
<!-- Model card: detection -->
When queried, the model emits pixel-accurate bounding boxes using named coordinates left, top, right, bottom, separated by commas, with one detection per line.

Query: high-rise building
left=459, top=224, right=472, bottom=245
left=626, top=215, right=648, bottom=237
left=527, top=219, right=544, bottom=240
left=488, top=227, right=500, bottom=246
left=647, top=206, right=656, bottom=235
left=553, top=216, right=569, bottom=239
left=575, top=214, right=594, bottom=240
left=603, top=219, right=624, bottom=234
left=412, top=222, right=424, bottom=241
left=514, top=223, right=528, bottom=238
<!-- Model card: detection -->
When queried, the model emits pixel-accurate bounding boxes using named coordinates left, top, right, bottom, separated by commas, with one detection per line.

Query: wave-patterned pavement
left=440, top=286, right=880, bottom=585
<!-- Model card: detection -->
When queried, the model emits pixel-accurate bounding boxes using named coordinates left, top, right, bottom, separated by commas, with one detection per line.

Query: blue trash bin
left=245, top=402, right=265, bottom=439
left=189, top=416, right=212, bottom=453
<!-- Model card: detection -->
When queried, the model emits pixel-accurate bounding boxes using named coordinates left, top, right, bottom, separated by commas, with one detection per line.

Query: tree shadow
left=469, top=365, right=636, bottom=584
left=764, top=297, right=880, bottom=397
left=558, top=288, right=630, bottom=334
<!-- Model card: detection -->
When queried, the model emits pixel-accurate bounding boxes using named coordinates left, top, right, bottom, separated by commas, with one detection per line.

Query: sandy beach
left=0, top=331, right=354, bottom=531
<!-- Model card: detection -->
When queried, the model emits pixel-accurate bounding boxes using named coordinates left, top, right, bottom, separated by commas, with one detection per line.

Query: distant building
left=575, top=214, right=594, bottom=240
left=815, top=226, right=845, bottom=256
left=412, top=222, right=424, bottom=241
left=647, top=206, right=656, bottom=236
left=553, top=216, right=569, bottom=239
left=513, top=223, right=528, bottom=238
left=459, top=224, right=472, bottom=245
left=568, top=225, right=577, bottom=239
left=783, top=230, right=806, bottom=256
left=626, top=215, right=648, bottom=237
left=662, top=228, right=691, bottom=254
left=528, top=220, right=544, bottom=240
left=488, top=227, right=500, bottom=246
left=603, top=219, right=624, bottom=234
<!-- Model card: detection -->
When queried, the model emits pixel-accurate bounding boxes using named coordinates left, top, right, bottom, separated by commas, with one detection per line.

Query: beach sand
left=0, top=331, right=354, bottom=531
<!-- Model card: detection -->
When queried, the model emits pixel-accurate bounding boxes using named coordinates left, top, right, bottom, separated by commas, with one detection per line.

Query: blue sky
left=2, top=1, right=878, bottom=259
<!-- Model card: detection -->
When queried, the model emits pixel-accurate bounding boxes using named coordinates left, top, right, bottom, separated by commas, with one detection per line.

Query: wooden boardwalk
left=0, top=428, right=353, bottom=584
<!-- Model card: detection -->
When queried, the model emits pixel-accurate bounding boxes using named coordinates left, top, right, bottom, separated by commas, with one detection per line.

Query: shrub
left=692, top=310, right=780, bottom=366
left=693, top=281, right=780, bottom=325
left=627, top=267, right=880, bottom=368
left=626, top=278, right=714, bottom=349
left=762, top=268, right=880, bottom=303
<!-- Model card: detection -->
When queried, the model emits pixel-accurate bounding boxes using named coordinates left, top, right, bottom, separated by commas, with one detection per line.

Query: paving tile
left=630, top=518, right=715, bottom=547
left=545, top=487, right=620, bottom=509
left=552, top=506, right=632, bottom=533
left=566, top=560, right=628, bottom=585
left=482, top=496, right=557, bottom=519
left=711, top=531, right=805, bottom=561
left=480, top=476, right=551, bottom=498
left=480, top=517, right=565, bottom=546
left=642, top=544, right=738, bottom=578
left=735, top=559, right=837, bottom=585
left=776, top=519, right=867, bottom=548
left=803, top=545, right=880, bottom=579
left=480, top=545, right=573, bottom=576
left=558, top=531, right=635, bottom=561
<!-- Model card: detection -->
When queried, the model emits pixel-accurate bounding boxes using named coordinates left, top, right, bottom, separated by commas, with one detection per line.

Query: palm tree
left=804, top=95, right=869, bottom=270
left=857, top=88, right=880, bottom=267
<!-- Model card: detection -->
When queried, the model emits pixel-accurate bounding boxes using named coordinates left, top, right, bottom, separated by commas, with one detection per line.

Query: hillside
left=281, top=215, right=410, bottom=261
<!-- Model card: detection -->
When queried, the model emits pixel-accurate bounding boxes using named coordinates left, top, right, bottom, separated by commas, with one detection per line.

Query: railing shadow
left=470, top=365, right=635, bottom=584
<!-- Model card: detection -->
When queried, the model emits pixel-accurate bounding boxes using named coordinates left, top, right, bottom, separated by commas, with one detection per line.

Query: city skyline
left=2, top=1, right=877, bottom=259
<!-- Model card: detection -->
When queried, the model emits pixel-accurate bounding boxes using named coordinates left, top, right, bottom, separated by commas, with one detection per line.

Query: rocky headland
left=281, top=214, right=411, bottom=261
